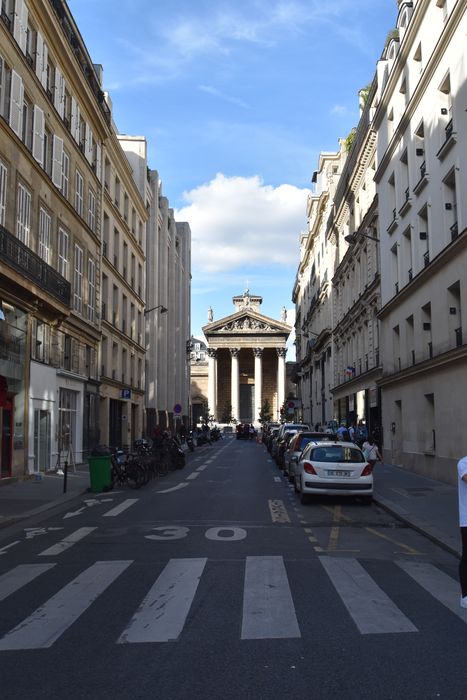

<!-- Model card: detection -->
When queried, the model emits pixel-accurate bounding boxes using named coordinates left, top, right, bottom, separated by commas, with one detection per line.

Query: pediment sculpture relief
left=219, top=317, right=273, bottom=332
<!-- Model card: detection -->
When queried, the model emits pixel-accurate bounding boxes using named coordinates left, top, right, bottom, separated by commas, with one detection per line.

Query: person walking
left=362, top=436, right=382, bottom=468
left=457, top=456, right=467, bottom=608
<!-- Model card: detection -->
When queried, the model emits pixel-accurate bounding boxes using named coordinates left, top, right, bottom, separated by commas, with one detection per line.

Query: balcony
left=0, top=223, right=70, bottom=306
left=455, top=327, right=463, bottom=347
left=437, top=119, right=457, bottom=160
left=450, top=221, right=459, bottom=241
left=399, top=188, right=412, bottom=217
left=413, top=161, right=429, bottom=195
left=423, top=251, right=430, bottom=267
left=387, top=209, right=398, bottom=234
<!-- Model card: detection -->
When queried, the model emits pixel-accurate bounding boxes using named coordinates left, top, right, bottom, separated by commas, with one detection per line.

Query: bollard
left=63, top=459, right=68, bottom=494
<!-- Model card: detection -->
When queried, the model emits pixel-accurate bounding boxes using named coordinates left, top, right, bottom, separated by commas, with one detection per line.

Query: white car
left=293, top=441, right=373, bottom=505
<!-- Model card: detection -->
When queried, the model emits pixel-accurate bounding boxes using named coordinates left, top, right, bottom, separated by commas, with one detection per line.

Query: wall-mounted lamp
left=344, top=229, right=379, bottom=245
left=144, top=304, right=168, bottom=315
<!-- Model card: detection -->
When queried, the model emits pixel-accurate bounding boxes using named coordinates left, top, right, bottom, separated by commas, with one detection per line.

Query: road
left=0, top=436, right=466, bottom=699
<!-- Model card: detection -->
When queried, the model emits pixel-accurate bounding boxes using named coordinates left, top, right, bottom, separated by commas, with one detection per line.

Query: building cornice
left=377, top=342, right=467, bottom=388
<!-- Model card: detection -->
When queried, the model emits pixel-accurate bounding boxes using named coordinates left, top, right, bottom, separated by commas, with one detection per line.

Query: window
left=75, top=169, right=83, bottom=216
left=16, top=182, right=31, bottom=245
left=123, top=192, right=129, bottom=222
left=61, top=149, right=69, bottom=198
left=21, top=94, right=33, bottom=149
left=0, top=54, right=10, bottom=120
left=87, top=257, right=95, bottom=322
left=38, top=207, right=51, bottom=263
left=31, top=318, right=50, bottom=363
left=87, top=188, right=96, bottom=231
left=73, top=244, right=83, bottom=313
left=115, top=176, right=120, bottom=208
left=0, top=160, right=6, bottom=225
left=58, top=227, right=69, bottom=279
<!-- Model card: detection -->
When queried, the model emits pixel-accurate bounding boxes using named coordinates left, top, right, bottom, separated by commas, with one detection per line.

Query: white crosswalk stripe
left=0, top=564, right=56, bottom=602
left=241, top=556, right=300, bottom=639
left=118, top=558, right=207, bottom=643
left=319, top=556, right=418, bottom=634
left=102, top=499, right=138, bottom=517
left=0, top=560, right=131, bottom=650
left=1, top=556, right=465, bottom=649
left=397, top=560, right=467, bottom=623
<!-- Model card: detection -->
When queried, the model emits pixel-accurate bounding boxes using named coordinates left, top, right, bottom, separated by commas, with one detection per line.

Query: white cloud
left=175, top=174, right=308, bottom=275
left=199, top=85, right=250, bottom=109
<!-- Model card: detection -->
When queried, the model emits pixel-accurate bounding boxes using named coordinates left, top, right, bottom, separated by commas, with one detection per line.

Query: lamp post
left=344, top=229, right=379, bottom=245
left=144, top=304, right=168, bottom=315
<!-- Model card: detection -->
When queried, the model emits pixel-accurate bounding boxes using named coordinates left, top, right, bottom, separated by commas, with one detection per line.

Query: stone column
left=253, top=348, right=263, bottom=425
left=207, top=349, right=218, bottom=420
left=276, top=347, right=287, bottom=420
left=230, top=347, right=240, bottom=422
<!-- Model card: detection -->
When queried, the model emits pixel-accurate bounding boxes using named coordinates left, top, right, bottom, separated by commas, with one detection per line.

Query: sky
left=68, top=0, right=398, bottom=355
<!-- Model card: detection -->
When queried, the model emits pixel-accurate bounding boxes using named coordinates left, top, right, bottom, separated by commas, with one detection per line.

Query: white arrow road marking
left=38, top=527, right=97, bottom=556
left=155, top=482, right=190, bottom=494
left=63, top=507, right=87, bottom=520
left=0, top=541, right=20, bottom=556
left=102, top=499, right=138, bottom=517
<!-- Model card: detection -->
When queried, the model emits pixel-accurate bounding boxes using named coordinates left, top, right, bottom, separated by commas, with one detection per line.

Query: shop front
left=0, top=303, right=27, bottom=479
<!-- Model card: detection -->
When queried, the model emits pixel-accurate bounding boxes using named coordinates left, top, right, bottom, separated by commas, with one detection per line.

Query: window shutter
left=85, top=123, right=93, bottom=163
left=71, top=97, right=80, bottom=143
left=32, top=105, right=45, bottom=165
left=35, top=32, right=43, bottom=81
left=52, top=135, right=63, bottom=187
left=41, top=42, right=48, bottom=89
left=9, top=71, right=24, bottom=137
left=19, top=0, right=28, bottom=54
left=13, top=0, right=23, bottom=48
left=54, top=66, right=65, bottom=118
left=95, top=142, right=102, bottom=181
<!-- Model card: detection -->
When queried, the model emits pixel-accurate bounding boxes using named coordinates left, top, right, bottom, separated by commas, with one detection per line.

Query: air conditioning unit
left=441, top=108, right=448, bottom=115
left=419, top=231, right=427, bottom=240
left=445, top=203, right=452, bottom=210
left=423, top=323, right=431, bottom=331
left=416, top=148, right=424, bottom=156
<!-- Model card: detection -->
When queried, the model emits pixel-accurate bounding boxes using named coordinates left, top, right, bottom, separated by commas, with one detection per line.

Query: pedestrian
left=457, top=456, right=467, bottom=608
left=348, top=423, right=356, bottom=442
left=362, top=436, right=382, bottom=467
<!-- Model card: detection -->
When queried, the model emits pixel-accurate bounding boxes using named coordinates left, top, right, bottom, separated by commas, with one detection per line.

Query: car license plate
left=328, top=470, right=351, bottom=477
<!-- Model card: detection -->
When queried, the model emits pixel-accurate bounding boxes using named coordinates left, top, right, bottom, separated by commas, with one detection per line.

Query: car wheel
left=294, top=476, right=299, bottom=493
left=299, top=478, right=309, bottom=504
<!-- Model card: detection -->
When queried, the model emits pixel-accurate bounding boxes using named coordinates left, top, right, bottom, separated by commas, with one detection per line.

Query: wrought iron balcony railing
left=0, top=224, right=71, bottom=306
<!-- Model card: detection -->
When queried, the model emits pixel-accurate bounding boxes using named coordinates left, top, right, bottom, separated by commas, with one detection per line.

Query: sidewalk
left=373, top=461, right=460, bottom=557
left=0, top=460, right=462, bottom=557
left=0, top=469, right=90, bottom=530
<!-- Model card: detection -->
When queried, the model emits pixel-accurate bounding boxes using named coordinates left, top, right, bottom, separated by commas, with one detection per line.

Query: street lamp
left=344, top=228, right=379, bottom=245
left=144, top=304, right=168, bottom=315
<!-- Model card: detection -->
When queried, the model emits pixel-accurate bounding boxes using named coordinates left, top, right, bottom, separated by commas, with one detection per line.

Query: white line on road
left=196, top=465, right=207, bottom=471
left=241, top=556, right=300, bottom=639
left=102, top=499, right=138, bottom=517
left=0, top=560, right=132, bottom=649
left=38, top=527, right=97, bottom=556
left=186, top=472, right=200, bottom=480
left=320, top=556, right=418, bottom=634
left=268, top=500, right=291, bottom=524
left=155, top=482, right=190, bottom=494
left=397, top=560, right=467, bottom=623
left=274, top=476, right=282, bottom=482
left=0, top=564, right=56, bottom=602
left=118, top=558, right=207, bottom=643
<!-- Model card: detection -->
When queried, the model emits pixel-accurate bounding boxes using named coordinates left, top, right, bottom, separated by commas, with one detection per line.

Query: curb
left=0, top=487, right=89, bottom=534
left=373, top=494, right=461, bottom=559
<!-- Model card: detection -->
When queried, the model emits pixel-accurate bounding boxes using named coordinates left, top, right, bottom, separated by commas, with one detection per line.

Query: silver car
left=293, top=441, right=373, bottom=505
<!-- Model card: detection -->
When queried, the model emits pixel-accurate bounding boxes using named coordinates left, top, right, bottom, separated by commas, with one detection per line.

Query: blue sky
left=68, top=0, right=397, bottom=351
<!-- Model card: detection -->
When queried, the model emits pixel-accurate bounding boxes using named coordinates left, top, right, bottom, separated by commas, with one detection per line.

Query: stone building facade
left=203, top=292, right=291, bottom=424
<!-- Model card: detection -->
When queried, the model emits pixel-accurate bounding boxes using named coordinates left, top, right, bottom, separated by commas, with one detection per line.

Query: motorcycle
left=186, top=431, right=195, bottom=452
left=169, top=437, right=185, bottom=469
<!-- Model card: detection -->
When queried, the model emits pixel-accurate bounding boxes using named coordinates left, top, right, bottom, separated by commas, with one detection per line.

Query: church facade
left=202, top=292, right=291, bottom=424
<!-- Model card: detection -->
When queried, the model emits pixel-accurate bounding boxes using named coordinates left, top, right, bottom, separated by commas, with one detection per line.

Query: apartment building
left=330, top=80, right=382, bottom=435
left=374, top=0, right=467, bottom=481
left=99, top=128, right=148, bottom=450
left=146, top=171, right=191, bottom=435
left=293, top=150, right=342, bottom=428
left=0, top=0, right=110, bottom=477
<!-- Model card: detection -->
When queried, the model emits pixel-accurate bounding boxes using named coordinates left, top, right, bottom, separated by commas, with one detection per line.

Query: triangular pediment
left=203, top=309, right=291, bottom=336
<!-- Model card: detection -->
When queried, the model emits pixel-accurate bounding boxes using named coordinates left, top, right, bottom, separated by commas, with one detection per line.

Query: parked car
left=275, top=430, right=298, bottom=468
left=292, top=441, right=373, bottom=505
left=266, top=428, right=280, bottom=453
left=272, top=422, right=309, bottom=462
left=283, top=432, right=338, bottom=479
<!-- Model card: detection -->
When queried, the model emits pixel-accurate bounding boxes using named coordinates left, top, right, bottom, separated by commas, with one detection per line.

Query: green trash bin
left=88, top=455, right=112, bottom=493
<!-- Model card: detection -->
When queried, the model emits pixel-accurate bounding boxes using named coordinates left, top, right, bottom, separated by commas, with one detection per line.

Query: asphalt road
left=0, top=436, right=466, bottom=700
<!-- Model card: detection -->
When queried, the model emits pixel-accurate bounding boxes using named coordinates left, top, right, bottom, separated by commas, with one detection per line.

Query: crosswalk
left=0, top=555, right=465, bottom=650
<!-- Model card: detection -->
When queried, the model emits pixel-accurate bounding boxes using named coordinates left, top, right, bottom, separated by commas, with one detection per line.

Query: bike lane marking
left=102, top=499, right=138, bottom=517
left=268, top=499, right=291, bottom=523
left=155, top=482, right=190, bottom=494
left=186, top=472, right=200, bottom=480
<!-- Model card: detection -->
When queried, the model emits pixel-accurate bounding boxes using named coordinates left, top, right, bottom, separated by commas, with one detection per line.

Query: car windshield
left=309, top=446, right=365, bottom=463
